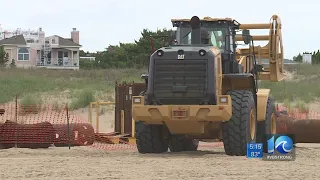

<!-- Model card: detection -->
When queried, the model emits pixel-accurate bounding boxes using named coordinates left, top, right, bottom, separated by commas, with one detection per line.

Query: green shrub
left=70, top=89, right=95, bottom=110
left=79, top=58, right=96, bottom=69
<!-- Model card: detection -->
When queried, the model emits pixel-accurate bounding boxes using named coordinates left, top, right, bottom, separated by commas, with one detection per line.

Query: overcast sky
left=0, top=0, right=318, bottom=59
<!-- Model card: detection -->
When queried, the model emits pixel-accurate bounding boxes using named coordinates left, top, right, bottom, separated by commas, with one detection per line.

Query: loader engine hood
left=146, top=46, right=217, bottom=105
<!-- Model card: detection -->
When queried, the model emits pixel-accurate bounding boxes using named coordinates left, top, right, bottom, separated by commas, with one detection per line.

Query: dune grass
left=70, top=89, right=96, bottom=110
left=0, top=68, right=145, bottom=107
left=260, top=64, right=320, bottom=104
left=0, top=63, right=318, bottom=110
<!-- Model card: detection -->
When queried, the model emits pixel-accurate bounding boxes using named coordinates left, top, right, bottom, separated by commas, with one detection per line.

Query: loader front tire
left=135, top=121, right=169, bottom=153
left=222, top=90, right=257, bottom=156
left=257, top=97, right=277, bottom=152
left=168, top=135, right=199, bottom=152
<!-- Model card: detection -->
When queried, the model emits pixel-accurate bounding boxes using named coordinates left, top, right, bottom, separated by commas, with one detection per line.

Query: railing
left=89, top=102, right=117, bottom=134
left=36, top=58, right=79, bottom=67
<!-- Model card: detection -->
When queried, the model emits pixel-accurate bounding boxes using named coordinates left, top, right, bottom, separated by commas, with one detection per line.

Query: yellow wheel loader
left=132, top=15, right=285, bottom=155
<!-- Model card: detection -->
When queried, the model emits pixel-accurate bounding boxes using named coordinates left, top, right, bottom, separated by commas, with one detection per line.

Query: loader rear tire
left=222, top=90, right=257, bottom=156
left=135, top=121, right=169, bottom=153
left=257, top=97, right=277, bottom=152
left=168, top=135, right=199, bottom=152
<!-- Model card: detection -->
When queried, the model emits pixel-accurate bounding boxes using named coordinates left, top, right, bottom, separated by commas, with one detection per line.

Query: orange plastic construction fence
left=0, top=104, right=95, bottom=149
left=0, top=103, right=318, bottom=150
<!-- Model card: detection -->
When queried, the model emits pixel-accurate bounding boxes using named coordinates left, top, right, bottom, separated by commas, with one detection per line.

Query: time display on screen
left=247, top=143, right=263, bottom=158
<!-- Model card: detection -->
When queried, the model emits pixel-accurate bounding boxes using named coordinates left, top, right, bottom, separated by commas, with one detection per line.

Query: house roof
left=55, top=36, right=81, bottom=47
left=0, top=34, right=81, bottom=47
left=0, top=35, right=26, bottom=45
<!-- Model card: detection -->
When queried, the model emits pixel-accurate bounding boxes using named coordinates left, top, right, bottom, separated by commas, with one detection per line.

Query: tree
left=79, top=50, right=87, bottom=57
left=293, top=50, right=320, bottom=64
left=92, top=28, right=173, bottom=69
left=0, top=46, right=9, bottom=67
left=79, top=50, right=97, bottom=57
left=293, top=53, right=302, bottom=63
left=314, top=50, right=320, bottom=64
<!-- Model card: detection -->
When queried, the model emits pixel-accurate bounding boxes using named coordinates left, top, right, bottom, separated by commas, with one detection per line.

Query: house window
left=58, top=51, right=69, bottom=58
left=26, top=39, right=34, bottom=43
left=18, top=47, right=30, bottom=61
left=58, top=51, right=63, bottom=58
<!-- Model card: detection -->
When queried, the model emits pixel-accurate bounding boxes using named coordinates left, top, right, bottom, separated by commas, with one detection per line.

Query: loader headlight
left=157, top=50, right=164, bottom=56
left=133, top=97, right=142, bottom=104
left=199, top=49, right=206, bottom=56
left=219, top=97, right=228, bottom=103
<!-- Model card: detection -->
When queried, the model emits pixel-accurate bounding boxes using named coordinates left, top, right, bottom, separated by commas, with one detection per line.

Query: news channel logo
left=263, top=134, right=296, bottom=161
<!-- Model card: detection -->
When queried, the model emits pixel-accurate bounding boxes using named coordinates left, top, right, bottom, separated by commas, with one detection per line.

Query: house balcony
left=36, top=58, right=79, bottom=70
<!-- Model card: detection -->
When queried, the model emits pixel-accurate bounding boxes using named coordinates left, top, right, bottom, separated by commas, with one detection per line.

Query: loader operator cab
left=170, top=16, right=255, bottom=74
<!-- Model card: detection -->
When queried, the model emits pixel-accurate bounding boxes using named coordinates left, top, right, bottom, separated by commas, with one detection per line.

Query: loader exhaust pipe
left=190, top=16, right=210, bottom=45
left=190, top=16, right=201, bottom=44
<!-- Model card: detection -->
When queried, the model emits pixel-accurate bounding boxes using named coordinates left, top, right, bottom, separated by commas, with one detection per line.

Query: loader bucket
left=236, top=14, right=286, bottom=82
left=277, top=111, right=320, bottom=143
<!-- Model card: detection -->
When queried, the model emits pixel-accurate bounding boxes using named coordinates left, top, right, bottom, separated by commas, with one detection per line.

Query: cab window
left=209, top=30, right=224, bottom=49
